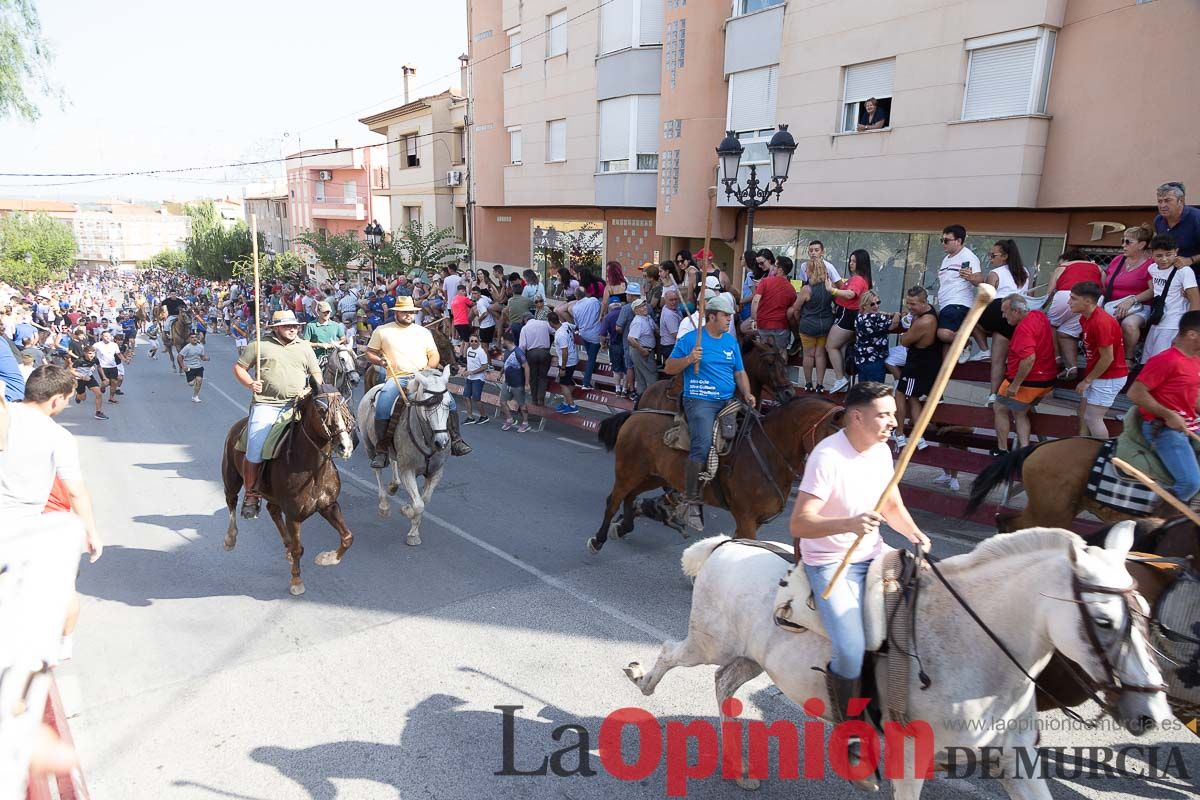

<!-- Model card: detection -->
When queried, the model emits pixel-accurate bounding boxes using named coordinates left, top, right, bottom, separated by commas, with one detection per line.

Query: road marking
left=210, top=379, right=670, bottom=641
left=555, top=436, right=602, bottom=450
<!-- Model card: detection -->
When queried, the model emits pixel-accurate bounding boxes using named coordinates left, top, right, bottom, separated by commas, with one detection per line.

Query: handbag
left=1148, top=266, right=1178, bottom=327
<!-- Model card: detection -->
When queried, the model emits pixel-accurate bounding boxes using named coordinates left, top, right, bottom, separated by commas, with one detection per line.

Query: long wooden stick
left=695, top=185, right=717, bottom=374
left=251, top=214, right=262, bottom=377
left=821, top=282, right=996, bottom=599
left=1112, top=457, right=1200, bottom=528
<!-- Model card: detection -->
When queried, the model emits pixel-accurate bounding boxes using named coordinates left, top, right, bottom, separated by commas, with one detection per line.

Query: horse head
left=410, top=367, right=452, bottom=451
left=307, top=389, right=357, bottom=459
left=744, top=336, right=795, bottom=404
left=431, top=330, right=459, bottom=376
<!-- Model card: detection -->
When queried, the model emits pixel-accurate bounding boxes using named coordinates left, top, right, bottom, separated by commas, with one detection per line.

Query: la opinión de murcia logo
left=494, top=702, right=1190, bottom=796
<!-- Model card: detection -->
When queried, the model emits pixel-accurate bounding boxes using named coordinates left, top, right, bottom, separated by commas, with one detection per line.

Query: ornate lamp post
left=715, top=124, right=797, bottom=256
left=364, top=221, right=383, bottom=286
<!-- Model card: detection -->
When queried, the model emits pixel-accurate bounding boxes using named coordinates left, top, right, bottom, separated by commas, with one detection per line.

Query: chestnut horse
left=635, top=335, right=795, bottom=413
left=220, top=390, right=358, bottom=595
left=1037, top=517, right=1199, bottom=734
left=588, top=395, right=842, bottom=553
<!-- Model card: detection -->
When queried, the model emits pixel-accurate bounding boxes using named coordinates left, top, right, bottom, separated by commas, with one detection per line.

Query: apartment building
left=72, top=203, right=191, bottom=269
left=242, top=192, right=290, bottom=256
left=468, top=0, right=1199, bottom=308
left=359, top=90, right=469, bottom=241
left=284, top=147, right=382, bottom=249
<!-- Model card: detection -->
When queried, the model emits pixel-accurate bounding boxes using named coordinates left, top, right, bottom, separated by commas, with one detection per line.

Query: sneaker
left=192, top=396, right=201, bottom=403
left=934, top=471, right=954, bottom=485
left=830, top=377, right=850, bottom=393
left=517, top=422, right=531, bottom=433
left=561, top=404, right=580, bottom=414
left=463, top=416, right=479, bottom=425
left=947, top=477, right=961, bottom=492
left=969, top=348, right=991, bottom=362
left=916, top=438, right=929, bottom=450
left=894, top=434, right=908, bottom=448
left=555, top=403, right=572, bottom=413
left=580, top=383, right=595, bottom=390
left=114, top=389, right=125, bottom=395
left=502, top=420, right=515, bottom=431
left=986, top=393, right=997, bottom=405
left=989, top=447, right=1009, bottom=458
left=476, top=415, right=490, bottom=425
left=957, top=348, right=972, bottom=364
left=94, top=411, right=109, bottom=420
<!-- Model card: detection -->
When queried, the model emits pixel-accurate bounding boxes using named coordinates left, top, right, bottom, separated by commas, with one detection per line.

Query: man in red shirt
left=449, top=283, right=474, bottom=359
left=993, top=295, right=1057, bottom=453
left=1127, top=309, right=1200, bottom=500
left=748, top=255, right=797, bottom=353
left=1070, top=281, right=1128, bottom=437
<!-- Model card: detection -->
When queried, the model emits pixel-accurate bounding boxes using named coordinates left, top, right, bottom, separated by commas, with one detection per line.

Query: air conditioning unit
left=317, top=170, right=333, bottom=181
left=446, top=170, right=463, bottom=187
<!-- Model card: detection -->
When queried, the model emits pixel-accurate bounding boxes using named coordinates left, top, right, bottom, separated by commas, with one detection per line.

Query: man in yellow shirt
left=366, top=296, right=471, bottom=466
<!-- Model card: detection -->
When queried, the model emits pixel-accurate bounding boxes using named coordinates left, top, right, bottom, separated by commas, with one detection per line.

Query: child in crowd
left=498, top=331, right=530, bottom=433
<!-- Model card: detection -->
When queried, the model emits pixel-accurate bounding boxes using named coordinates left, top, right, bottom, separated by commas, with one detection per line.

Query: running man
left=177, top=332, right=209, bottom=403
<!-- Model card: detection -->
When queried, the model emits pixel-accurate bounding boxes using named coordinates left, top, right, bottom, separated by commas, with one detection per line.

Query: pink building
left=285, top=146, right=387, bottom=248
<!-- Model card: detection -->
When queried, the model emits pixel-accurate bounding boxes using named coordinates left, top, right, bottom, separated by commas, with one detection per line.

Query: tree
left=144, top=249, right=186, bottom=272
left=181, top=201, right=260, bottom=280
left=0, top=0, right=60, bottom=121
left=0, top=210, right=75, bottom=287
left=383, top=221, right=467, bottom=279
left=294, top=229, right=365, bottom=282
left=231, top=249, right=306, bottom=285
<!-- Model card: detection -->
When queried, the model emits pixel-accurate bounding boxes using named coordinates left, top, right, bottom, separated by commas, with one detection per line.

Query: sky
left=0, top=0, right=469, bottom=202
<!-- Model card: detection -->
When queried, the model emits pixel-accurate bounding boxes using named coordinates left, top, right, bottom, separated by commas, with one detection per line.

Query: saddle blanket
left=234, top=406, right=297, bottom=461
left=1086, top=438, right=1158, bottom=516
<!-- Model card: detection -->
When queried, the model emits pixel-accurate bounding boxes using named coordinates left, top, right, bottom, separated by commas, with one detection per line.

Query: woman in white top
left=965, top=240, right=1031, bottom=401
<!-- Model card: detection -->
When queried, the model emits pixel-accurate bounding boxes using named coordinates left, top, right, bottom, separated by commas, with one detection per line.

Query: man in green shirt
left=232, top=310, right=324, bottom=518
left=303, top=300, right=358, bottom=388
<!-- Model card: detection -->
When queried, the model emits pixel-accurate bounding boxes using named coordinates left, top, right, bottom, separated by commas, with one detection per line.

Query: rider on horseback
left=365, top=296, right=471, bottom=467
left=231, top=310, right=325, bottom=519
left=304, top=301, right=359, bottom=388
left=160, top=290, right=187, bottom=333
left=663, top=294, right=754, bottom=531
left=790, top=382, right=930, bottom=789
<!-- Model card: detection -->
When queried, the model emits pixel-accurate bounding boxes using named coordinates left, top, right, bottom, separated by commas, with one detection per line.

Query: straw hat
left=268, top=310, right=302, bottom=327
left=392, top=296, right=418, bottom=313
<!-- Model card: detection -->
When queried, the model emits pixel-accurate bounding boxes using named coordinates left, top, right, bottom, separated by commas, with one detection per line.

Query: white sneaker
left=987, top=393, right=997, bottom=405
left=830, top=377, right=850, bottom=393
left=970, top=348, right=991, bottom=362
left=192, top=396, right=201, bottom=403
left=893, top=434, right=908, bottom=448
left=957, top=348, right=972, bottom=364
left=948, top=477, right=961, bottom=492
left=934, top=472, right=952, bottom=485
left=916, top=438, right=929, bottom=450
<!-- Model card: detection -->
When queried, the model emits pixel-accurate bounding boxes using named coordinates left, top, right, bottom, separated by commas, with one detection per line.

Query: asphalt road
left=54, top=331, right=1199, bottom=800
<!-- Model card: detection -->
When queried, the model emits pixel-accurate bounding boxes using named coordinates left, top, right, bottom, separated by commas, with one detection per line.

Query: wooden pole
left=1112, top=457, right=1200, bottom=528
left=695, top=185, right=717, bottom=374
left=251, top=214, right=261, bottom=377
left=820, top=283, right=996, bottom=599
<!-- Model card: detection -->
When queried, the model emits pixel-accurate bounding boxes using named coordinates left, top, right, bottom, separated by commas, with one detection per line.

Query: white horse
left=356, top=367, right=451, bottom=546
left=624, top=525, right=1172, bottom=799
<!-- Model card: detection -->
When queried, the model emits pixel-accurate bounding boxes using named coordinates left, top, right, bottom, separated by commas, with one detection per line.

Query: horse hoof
left=314, top=551, right=341, bottom=566
left=387, top=483, right=399, bottom=496
left=622, top=662, right=644, bottom=683
left=378, top=506, right=390, bottom=519
left=735, top=777, right=761, bottom=791
left=400, top=504, right=415, bottom=519
left=289, top=581, right=305, bottom=596
left=223, top=540, right=236, bottom=551
left=406, top=534, right=421, bottom=546
left=610, top=522, right=626, bottom=539
left=587, top=537, right=601, bottom=554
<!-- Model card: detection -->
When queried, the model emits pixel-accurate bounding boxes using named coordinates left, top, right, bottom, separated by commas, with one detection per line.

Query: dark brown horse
left=1036, top=517, right=1199, bottom=734
left=361, top=326, right=457, bottom=394
left=588, top=395, right=843, bottom=553
left=220, top=390, right=359, bottom=595
left=157, top=305, right=193, bottom=373
left=636, top=335, right=795, bottom=413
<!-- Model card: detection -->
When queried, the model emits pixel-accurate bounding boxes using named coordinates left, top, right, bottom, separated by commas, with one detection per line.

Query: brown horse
left=965, top=438, right=1133, bottom=531
left=157, top=305, right=193, bottom=372
left=220, top=390, right=359, bottom=595
left=361, top=326, right=457, bottom=394
left=636, top=335, right=795, bottom=413
left=588, top=395, right=842, bottom=553
left=1035, top=517, right=1199, bottom=733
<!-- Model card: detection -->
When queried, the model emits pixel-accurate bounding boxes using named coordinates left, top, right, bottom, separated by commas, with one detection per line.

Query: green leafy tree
left=231, top=249, right=306, bottom=285
left=0, top=0, right=61, bottom=121
left=294, top=228, right=365, bottom=281
left=0, top=210, right=75, bottom=286
left=181, top=201, right=260, bottom=279
left=384, top=221, right=466, bottom=278
left=144, top=249, right=186, bottom=271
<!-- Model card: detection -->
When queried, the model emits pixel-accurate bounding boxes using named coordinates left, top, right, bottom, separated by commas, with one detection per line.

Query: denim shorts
left=463, top=378, right=484, bottom=400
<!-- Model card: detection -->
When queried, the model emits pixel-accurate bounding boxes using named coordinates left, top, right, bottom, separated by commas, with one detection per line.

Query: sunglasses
left=865, top=301, right=880, bottom=307
left=1121, top=239, right=1138, bottom=244
left=941, top=237, right=957, bottom=243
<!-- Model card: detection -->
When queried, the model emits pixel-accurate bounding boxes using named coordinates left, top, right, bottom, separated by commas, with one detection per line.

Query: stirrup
left=683, top=503, right=704, bottom=532
left=370, top=451, right=389, bottom=468
left=240, top=495, right=261, bottom=520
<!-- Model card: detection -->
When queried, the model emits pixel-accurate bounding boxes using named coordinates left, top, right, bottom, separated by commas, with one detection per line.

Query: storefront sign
left=1088, top=221, right=1127, bottom=242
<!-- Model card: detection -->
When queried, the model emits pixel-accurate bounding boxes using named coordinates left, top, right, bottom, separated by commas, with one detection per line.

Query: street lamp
left=716, top=124, right=796, bottom=256
left=364, top=220, right=383, bottom=287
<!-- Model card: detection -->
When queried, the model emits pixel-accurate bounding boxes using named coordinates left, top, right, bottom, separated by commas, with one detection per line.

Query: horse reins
left=290, top=392, right=353, bottom=495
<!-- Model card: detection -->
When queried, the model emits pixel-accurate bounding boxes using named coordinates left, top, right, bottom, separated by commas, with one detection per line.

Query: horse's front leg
left=397, top=469, right=425, bottom=546
left=371, top=466, right=390, bottom=518
left=418, top=464, right=445, bottom=506
left=266, top=503, right=304, bottom=596
left=314, top=502, right=353, bottom=566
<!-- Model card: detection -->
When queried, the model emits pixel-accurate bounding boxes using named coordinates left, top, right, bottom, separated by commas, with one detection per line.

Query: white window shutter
left=509, top=129, right=522, bottom=163
left=600, top=0, right=633, bottom=53
left=843, top=59, right=895, bottom=103
left=640, top=0, right=664, bottom=45
left=548, top=120, right=566, bottom=161
left=548, top=11, right=567, bottom=56
left=728, top=66, right=778, bottom=132
left=405, top=136, right=417, bottom=156
left=599, top=97, right=632, bottom=162
left=635, top=96, right=660, bottom=155
left=962, top=40, right=1037, bottom=120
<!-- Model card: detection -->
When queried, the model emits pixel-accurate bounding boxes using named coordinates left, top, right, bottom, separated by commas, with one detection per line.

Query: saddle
left=663, top=399, right=743, bottom=458
left=234, top=405, right=298, bottom=462
left=1086, top=407, right=1200, bottom=515
left=364, top=382, right=411, bottom=452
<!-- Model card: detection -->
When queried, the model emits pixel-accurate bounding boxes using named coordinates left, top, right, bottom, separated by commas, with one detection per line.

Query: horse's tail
left=681, top=535, right=731, bottom=578
left=597, top=411, right=632, bottom=451
left=965, top=443, right=1041, bottom=515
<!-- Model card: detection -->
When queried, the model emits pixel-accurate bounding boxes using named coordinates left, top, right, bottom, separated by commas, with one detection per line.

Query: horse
left=161, top=306, right=193, bottom=373
left=220, top=390, right=358, bottom=596
left=361, top=326, right=457, bottom=394
left=319, top=346, right=360, bottom=401
left=635, top=334, right=795, bottom=413
left=624, top=526, right=1170, bottom=796
left=356, top=367, right=452, bottom=546
left=588, top=395, right=842, bottom=553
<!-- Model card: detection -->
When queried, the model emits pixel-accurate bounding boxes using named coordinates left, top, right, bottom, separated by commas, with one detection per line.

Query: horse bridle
left=402, top=386, right=449, bottom=462
left=1070, top=574, right=1168, bottom=700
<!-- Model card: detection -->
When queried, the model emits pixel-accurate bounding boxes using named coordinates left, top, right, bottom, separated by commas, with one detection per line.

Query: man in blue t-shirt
left=1154, top=181, right=1200, bottom=270
left=665, top=295, right=754, bottom=530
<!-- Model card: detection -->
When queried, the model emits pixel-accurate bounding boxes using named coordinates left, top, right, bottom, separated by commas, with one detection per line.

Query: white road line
left=555, top=436, right=602, bottom=450
left=210, top=380, right=670, bottom=641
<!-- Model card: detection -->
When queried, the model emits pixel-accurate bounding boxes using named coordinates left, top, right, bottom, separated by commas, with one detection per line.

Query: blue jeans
left=374, top=370, right=454, bottom=421
left=608, top=341, right=626, bottom=376
left=683, top=397, right=724, bottom=462
left=246, top=403, right=285, bottom=464
left=1142, top=421, right=1200, bottom=500
left=581, top=340, right=601, bottom=387
left=805, top=559, right=871, bottom=679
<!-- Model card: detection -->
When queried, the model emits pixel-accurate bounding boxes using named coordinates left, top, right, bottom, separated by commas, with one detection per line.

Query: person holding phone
left=935, top=225, right=987, bottom=360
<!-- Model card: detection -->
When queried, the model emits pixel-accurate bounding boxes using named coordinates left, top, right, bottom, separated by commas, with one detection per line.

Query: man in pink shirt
left=790, top=381, right=930, bottom=789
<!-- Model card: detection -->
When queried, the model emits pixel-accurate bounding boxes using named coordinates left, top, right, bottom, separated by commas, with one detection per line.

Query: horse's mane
left=939, top=527, right=1083, bottom=575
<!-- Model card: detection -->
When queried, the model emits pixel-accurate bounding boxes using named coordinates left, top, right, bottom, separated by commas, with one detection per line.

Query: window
left=507, top=26, right=522, bottom=68
left=962, top=27, right=1056, bottom=120
left=402, top=134, right=420, bottom=167
left=455, top=127, right=467, bottom=163
left=455, top=207, right=466, bottom=240
left=508, top=127, right=522, bottom=164
left=726, top=65, right=778, bottom=166
left=600, top=0, right=663, bottom=54
left=547, top=10, right=567, bottom=57
left=736, top=0, right=784, bottom=14
left=313, top=180, right=325, bottom=202
left=598, top=95, right=659, bottom=172
left=343, top=181, right=356, bottom=204
left=841, top=59, right=894, bottom=133
left=404, top=206, right=422, bottom=227
left=547, top=119, right=567, bottom=162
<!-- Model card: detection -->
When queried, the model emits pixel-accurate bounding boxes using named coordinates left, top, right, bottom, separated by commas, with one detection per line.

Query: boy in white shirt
left=462, top=334, right=490, bottom=424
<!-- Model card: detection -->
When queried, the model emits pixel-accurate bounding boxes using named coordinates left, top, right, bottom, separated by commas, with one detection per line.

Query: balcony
left=311, top=200, right=367, bottom=221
